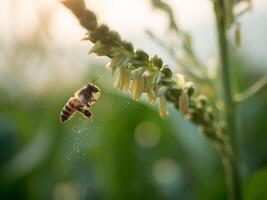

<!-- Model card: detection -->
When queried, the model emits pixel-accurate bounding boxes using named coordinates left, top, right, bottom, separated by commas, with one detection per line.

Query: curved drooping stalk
left=61, top=0, right=242, bottom=199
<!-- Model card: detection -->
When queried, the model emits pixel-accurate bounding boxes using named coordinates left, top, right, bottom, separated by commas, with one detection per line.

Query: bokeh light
left=153, top=158, right=180, bottom=186
left=134, top=121, right=161, bottom=148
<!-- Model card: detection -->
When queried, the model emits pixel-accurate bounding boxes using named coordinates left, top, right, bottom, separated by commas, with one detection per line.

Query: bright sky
left=1, top=0, right=267, bottom=63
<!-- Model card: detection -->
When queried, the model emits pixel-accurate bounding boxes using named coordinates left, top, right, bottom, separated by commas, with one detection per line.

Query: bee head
left=86, top=83, right=99, bottom=93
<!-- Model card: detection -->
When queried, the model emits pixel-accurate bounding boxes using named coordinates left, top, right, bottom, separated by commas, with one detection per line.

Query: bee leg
left=76, top=107, right=92, bottom=121
left=88, top=98, right=97, bottom=106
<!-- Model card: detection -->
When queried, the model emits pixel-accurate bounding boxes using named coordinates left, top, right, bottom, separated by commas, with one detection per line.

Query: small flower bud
left=107, top=31, right=121, bottom=44
left=135, top=50, right=149, bottom=62
left=88, top=33, right=98, bottom=43
left=151, top=55, right=163, bottom=68
left=205, top=107, right=215, bottom=121
left=98, top=24, right=109, bottom=34
left=184, top=81, right=194, bottom=97
left=161, top=67, right=172, bottom=78
left=189, top=99, right=196, bottom=109
left=123, top=41, right=134, bottom=53
left=165, top=86, right=182, bottom=102
left=160, top=78, right=175, bottom=86
left=176, top=73, right=185, bottom=86
left=197, top=95, right=208, bottom=107
left=90, top=24, right=109, bottom=43
left=188, top=110, right=198, bottom=122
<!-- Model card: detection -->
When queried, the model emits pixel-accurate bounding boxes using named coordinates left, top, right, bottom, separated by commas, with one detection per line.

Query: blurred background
left=0, top=0, right=267, bottom=199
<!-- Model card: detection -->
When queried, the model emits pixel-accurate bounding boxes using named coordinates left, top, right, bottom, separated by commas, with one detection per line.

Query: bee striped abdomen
left=60, top=98, right=77, bottom=123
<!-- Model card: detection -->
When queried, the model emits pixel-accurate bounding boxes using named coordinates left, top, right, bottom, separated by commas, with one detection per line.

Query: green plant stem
left=235, top=73, right=267, bottom=103
left=214, top=1, right=242, bottom=200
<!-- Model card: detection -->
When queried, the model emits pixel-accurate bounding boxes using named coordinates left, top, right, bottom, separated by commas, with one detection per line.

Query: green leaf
left=89, top=40, right=102, bottom=53
left=89, top=41, right=109, bottom=56
left=244, top=168, right=267, bottom=200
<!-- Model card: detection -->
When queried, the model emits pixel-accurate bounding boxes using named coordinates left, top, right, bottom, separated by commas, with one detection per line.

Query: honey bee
left=60, top=83, right=101, bottom=123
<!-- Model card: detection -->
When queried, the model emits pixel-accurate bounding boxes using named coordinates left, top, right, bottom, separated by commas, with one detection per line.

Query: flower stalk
left=61, top=0, right=230, bottom=151
left=61, top=0, right=242, bottom=199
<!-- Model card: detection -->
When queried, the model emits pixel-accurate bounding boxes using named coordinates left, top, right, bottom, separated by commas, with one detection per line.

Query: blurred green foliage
left=0, top=64, right=266, bottom=200
left=0, top=67, right=223, bottom=200
left=244, top=168, right=267, bottom=200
